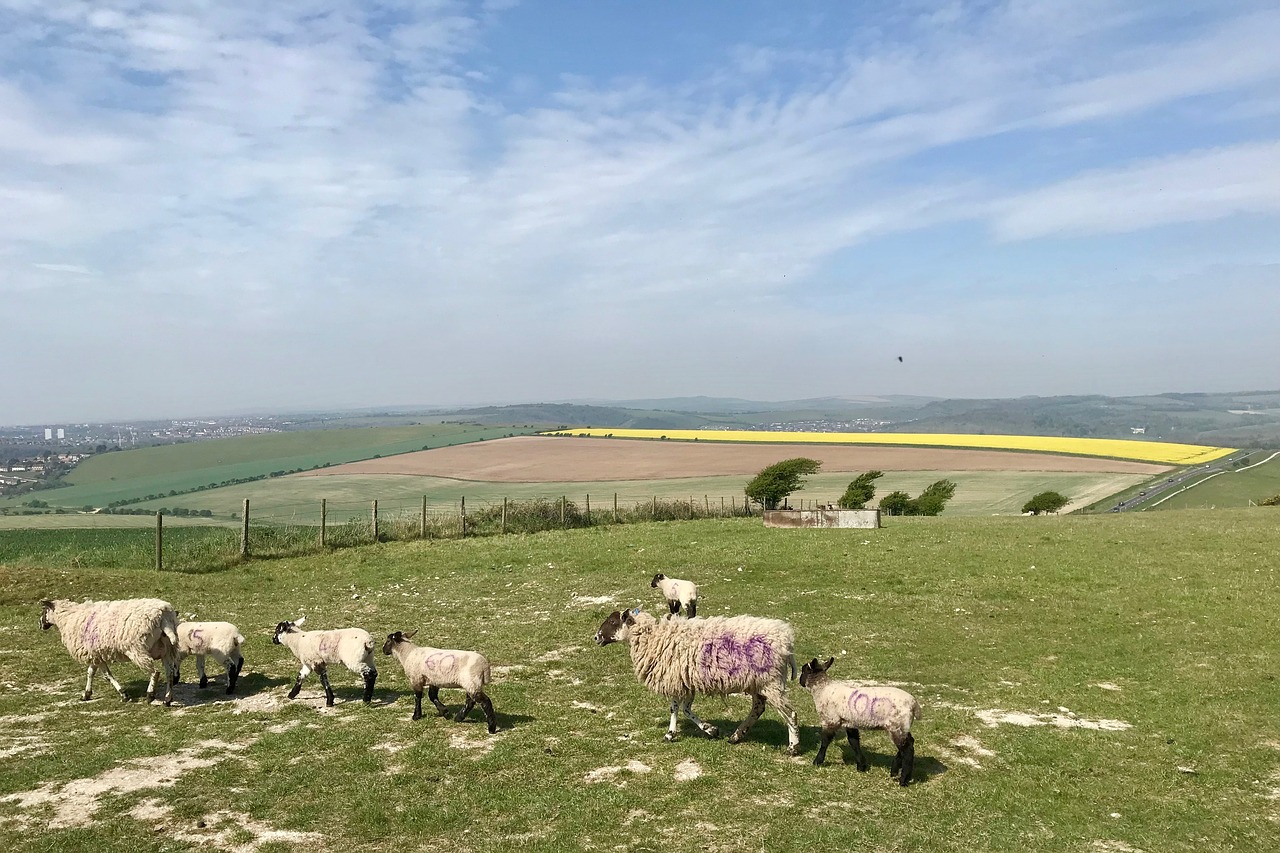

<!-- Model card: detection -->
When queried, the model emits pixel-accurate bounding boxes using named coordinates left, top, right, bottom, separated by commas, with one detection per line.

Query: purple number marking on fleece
left=80, top=611, right=100, bottom=650
left=698, top=634, right=776, bottom=677
left=425, top=651, right=456, bottom=673
left=189, top=628, right=204, bottom=652
left=847, top=691, right=887, bottom=720
left=318, top=634, right=338, bottom=656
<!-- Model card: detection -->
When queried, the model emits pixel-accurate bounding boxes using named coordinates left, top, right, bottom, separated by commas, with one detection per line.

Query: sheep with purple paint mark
left=272, top=617, right=377, bottom=706
left=174, top=621, right=246, bottom=694
left=650, top=573, right=698, bottom=617
left=798, top=657, right=922, bottom=786
left=38, top=598, right=180, bottom=705
left=594, top=608, right=799, bottom=753
left=381, top=631, right=497, bottom=732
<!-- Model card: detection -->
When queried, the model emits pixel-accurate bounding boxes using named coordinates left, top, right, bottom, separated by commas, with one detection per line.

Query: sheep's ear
left=822, top=657, right=835, bottom=671
left=294, top=616, right=306, bottom=627
left=808, top=657, right=819, bottom=669
left=403, top=630, right=416, bottom=640
left=39, top=599, right=53, bottom=610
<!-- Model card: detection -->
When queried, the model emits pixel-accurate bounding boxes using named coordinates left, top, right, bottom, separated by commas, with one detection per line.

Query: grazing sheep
left=381, top=631, right=497, bottom=732
left=272, top=618, right=377, bottom=706
left=38, top=598, right=180, bottom=705
left=174, top=621, right=245, bottom=694
left=798, top=657, right=921, bottom=786
left=595, top=608, right=799, bottom=753
left=650, top=573, right=697, bottom=617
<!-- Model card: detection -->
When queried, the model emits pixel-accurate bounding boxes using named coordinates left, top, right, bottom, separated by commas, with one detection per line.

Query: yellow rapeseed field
left=542, top=428, right=1236, bottom=466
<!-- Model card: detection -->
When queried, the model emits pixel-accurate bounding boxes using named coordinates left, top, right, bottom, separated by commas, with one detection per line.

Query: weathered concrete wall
left=763, top=509, right=881, bottom=529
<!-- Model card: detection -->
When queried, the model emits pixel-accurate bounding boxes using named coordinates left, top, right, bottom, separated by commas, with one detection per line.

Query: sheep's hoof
left=325, top=697, right=335, bottom=707
left=785, top=745, right=800, bottom=757
left=663, top=732, right=678, bottom=743
left=857, top=762, right=869, bottom=773
left=813, top=757, right=825, bottom=767
left=454, top=712, right=467, bottom=723
left=163, top=698, right=173, bottom=707
left=412, top=712, right=423, bottom=721
left=199, top=677, right=209, bottom=688
left=487, top=725, right=498, bottom=734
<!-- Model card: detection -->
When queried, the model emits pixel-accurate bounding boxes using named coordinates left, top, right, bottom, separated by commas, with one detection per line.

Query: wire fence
left=148, top=493, right=762, bottom=573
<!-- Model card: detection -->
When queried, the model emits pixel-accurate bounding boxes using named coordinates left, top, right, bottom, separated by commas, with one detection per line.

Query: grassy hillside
left=1, top=510, right=1276, bottom=851
left=1, top=424, right=532, bottom=512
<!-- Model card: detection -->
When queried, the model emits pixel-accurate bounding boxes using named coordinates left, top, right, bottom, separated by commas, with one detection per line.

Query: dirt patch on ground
left=300, top=436, right=1169, bottom=483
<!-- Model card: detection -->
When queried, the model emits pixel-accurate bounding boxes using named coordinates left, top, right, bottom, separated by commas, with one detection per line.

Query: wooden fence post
left=421, top=495, right=427, bottom=539
left=585, top=493, right=590, bottom=524
left=321, top=498, right=327, bottom=547
left=501, top=497, right=508, bottom=535
left=241, top=499, right=250, bottom=559
left=652, top=496, right=657, bottom=518
left=560, top=496, right=566, bottom=527
left=371, top=500, right=378, bottom=542
left=460, top=496, right=466, bottom=537
left=613, top=492, right=618, bottom=523
left=155, top=511, right=163, bottom=572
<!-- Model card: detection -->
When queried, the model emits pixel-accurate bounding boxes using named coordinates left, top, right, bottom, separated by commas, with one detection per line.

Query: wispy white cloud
left=0, top=0, right=1277, bottom=420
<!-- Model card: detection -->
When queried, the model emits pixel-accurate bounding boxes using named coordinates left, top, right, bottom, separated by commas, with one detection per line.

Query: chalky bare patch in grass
left=128, top=799, right=325, bottom=852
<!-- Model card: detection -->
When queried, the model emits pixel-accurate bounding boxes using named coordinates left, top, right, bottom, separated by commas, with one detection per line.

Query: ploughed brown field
left=302, top=435, right=1170, bottom=483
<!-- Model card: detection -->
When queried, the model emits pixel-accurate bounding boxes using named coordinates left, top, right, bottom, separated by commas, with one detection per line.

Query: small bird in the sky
left=897, top=356, right=903, bottom=362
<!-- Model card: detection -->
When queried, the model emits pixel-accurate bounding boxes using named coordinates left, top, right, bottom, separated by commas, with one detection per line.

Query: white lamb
left=595, top=608, right=799, bottom=753
left=798, top=656, right=922, bottom=786
left=39, top=598, right=180, bottom=706
left=381, top=631, right=497, bottom=732
left=174, top=621, right=245, bottom=695
left=272, top=618, right=377, bottom=706
left=650, top=573, right=698, bottom=617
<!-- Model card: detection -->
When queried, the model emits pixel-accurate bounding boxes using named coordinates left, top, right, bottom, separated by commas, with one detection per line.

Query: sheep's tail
left=160, top=609, right=181, bottom=671
left=911, top=698, right=923, bottom=721
left=787, top=653, right=797, bottom=681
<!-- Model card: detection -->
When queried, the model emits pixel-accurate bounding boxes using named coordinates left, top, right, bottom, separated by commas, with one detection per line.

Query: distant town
left=0, top=417, right=287, bottom=496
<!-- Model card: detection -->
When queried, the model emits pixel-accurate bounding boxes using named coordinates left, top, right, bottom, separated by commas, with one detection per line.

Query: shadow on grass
left=169, top=672, right=292, bottom=707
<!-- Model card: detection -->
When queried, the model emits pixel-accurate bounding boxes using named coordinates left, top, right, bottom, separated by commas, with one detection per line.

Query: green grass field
left=1, top=510, right=1277, bottom=851
left=0, top=424, right=533, bottom=513
left=0, top=470, right=1157, bottom=530
left=1149, top=452, right=1280, bottom=510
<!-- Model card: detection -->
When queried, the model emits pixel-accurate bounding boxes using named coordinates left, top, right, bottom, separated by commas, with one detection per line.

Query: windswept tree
left=1023, top=491, right=1070, bottom=515
left=745, top=457, right=821, bottom=510
left=838, top=470, right=884, bottom=509
left=878, top=479, right=958, bottom=516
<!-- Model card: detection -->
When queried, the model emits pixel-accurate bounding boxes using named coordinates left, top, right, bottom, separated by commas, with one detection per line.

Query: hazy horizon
left=4, top=2, right=1279, bottom=424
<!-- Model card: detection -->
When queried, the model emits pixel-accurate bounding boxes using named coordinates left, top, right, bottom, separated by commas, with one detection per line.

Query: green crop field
left=0, top=470, right=1155, bottom=530
left=0, top=424, right=533, bottom=513
left=1, top=510, right=1277, bottom=851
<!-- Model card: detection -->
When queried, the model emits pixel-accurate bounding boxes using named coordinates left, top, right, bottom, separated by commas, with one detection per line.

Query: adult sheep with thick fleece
left=798, top=656, right=922, bottom=786
left=381, top=630, right=497, bottom=732
left=272, top=617, right=377, bottom=706
left=39, top=598, right=180, bottom=705
left=594, top=608, right=799, bottom=754
left=174, top=621, right=245, bottom=694
left=650, top=573, right=698, bottom=617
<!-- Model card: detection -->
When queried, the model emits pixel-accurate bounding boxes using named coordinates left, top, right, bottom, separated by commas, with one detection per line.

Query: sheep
left=381, top=631, right=497, bottom=732
left=38, top=598, right=180, bottom=706
left=650, top=573, right=697, bottom=617
left=798, top=657, right=922, bottom=786
left=272, top=617, right=377, bottom=706
left=595, top=608, right=799, bottom=754
left=173, top=621, right=245, bottom=695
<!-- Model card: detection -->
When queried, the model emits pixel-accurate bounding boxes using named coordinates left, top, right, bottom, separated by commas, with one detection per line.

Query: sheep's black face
left=799, top=657, right=834, bottom=688
left=382, top=631, right=403, bottom=655
left=650, top=573, right=665, bottom=588
left=595, top=611, right=625, bottom=646
left=38, top=600, right=54, bottom=631
left=272, top=621, right=294, bottom=645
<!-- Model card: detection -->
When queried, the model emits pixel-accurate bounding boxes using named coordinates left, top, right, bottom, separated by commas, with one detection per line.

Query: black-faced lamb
left=798, top=656, right=922, bottom=786
left=174, top=621, right=245, bottom=694
left=595, top=608, right=799, bottom=754
left=272, top=618, right=377, bottom=706
left=381, top=631, right=497, bottom=732
left=39, top=598, right=180, bottom=705
left=650, top=573, right=698, bottom=617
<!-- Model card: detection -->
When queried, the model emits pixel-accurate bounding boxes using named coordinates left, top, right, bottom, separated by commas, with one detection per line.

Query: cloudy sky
left=4, top=0, right=1279, bottom=424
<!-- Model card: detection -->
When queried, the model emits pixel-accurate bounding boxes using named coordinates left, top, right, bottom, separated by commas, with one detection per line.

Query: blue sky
left=2, top=0, right=1278, bottom=423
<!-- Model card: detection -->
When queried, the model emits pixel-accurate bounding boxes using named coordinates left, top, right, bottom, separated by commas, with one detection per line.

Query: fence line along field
left=1, top=510, right=1276, bottom=852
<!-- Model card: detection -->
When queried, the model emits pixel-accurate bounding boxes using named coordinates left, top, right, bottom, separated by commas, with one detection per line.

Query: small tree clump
left=1259, top=494, right=1280, bottom=507
left=744, top=457, right=822, bottom=510
left=878, top=480, right=958, bottom=516
left=838, top=470, right=884, bottom=509
left=1023, top=491, right=1070, bottom=515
